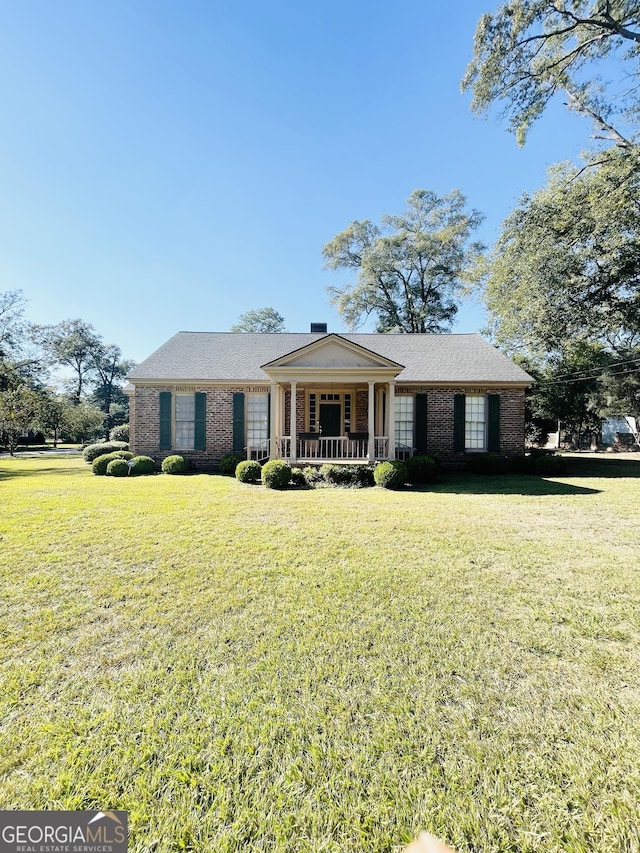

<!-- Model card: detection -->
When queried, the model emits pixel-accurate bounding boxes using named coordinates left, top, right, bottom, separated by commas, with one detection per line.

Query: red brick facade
left=129, top=382, right=526, bottom=469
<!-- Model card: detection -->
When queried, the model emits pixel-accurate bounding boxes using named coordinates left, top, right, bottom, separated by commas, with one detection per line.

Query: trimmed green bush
left=92, top=451, right=134, bottom=476
left=236, top=459, right=262, bottom=483
left=162, top=455, right=188, bottom=474
left=261, top=459, right=291, bottom=490
left=374, top=460, right=407, bottom=489
left=109, top=424, right=129, bottom=442
left=510, top=454, right=535, bottom=475
left=534, top=453, right=568, bottom=475
left=466, top=452, right=509, bottom=475
left=289, top=467, right=306, bottom=486
left=83, top=441, right=129, bottom=463
left=319, top=463, right=350, bottom=486
left=220, top=451, right=245, bottom=476
left=129, top=456, right=156, bottom=476
left=320, top=463, right=374, bottom=488
left=303, top=466, right=323, bottom=485
left=405, top=453, right=438, bottom=483
left=106, top=458, right=130, bottom=477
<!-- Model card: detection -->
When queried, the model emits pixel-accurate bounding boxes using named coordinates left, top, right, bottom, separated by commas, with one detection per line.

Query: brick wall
left=130, top=385, right=268, bottom=470
left=130, top=383, right=526, bottom=467
left=422, top=386, right=525, bottom=461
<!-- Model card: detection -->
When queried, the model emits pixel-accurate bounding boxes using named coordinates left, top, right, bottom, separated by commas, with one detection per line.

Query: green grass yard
left=1, top=455, right=639, bottom=852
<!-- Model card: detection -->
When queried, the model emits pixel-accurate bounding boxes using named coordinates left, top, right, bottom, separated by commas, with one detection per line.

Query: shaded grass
left=1, top=456, right=639, bottom=852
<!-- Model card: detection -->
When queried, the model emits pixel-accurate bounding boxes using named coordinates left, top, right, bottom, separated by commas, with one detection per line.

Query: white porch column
left=387, top=380, right=396, bottom=460
left=367, top=381, right=375, bottom=462
left=290, top=381, right=297, bottom=464
left=269, top=382, right=278, bottom=459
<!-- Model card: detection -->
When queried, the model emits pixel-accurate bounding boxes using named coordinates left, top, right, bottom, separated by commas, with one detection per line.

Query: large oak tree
left=484, top=148, right=640, bottom=357
left=462, top=1, right=640, bottom=148
left=323, top=189, right=484, bottom=333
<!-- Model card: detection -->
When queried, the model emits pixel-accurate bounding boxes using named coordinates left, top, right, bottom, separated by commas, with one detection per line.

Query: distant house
left=601, top=416, right=639, bottom=449
left=126, top=329, right=532, bottom=468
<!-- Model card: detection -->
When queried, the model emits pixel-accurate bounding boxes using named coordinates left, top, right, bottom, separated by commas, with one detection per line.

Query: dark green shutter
left=232, top=392, right=245, bottom=452
left=487, top=394, right=501, bottom=453
left=194, top=392, right=206, bottom=451
left=415, top=393, right=427, bottom=453
left=159, top=391, right=172, bottom=450
left=453, top=394, right=465, bottom=452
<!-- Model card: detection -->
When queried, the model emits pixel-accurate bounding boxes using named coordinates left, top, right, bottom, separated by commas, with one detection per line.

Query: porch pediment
left=261, top=334, right=404, bottom=378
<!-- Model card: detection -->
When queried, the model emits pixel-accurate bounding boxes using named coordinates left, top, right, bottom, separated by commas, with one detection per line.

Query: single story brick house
left=126, top=327, right=533, bottom=468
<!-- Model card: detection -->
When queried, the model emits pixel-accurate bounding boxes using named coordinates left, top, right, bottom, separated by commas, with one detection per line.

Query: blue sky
left=0, top=0, right=588, bottom=364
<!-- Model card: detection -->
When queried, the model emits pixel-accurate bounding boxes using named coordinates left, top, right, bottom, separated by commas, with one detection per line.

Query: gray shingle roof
left=127, top=332, right=532, bottom=384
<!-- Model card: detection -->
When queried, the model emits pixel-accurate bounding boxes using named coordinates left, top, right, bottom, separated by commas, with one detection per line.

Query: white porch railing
left=273, top=436, right=390, bottom=462
left=246, top=440, right=270, bottom=463
left=375, top=436, right=389, bottom=459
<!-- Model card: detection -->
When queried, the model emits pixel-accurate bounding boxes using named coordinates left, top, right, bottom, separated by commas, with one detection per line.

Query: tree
left=483, top=149, right=640, bottom=357
left=527, top=342, right=612, bottom=445
left=0, top=290, right=26, bottom=365
left=231, top=307, right=287, bottom=333
left=0, top=290, right=43, bottom=391
left=90, top=343, right=135, bottom=436
left=37, top=391, right=76, bottom=447
left=0, top=387, right=40, bottom=455
left=30, top=319, right=103, bottom=403
left=600, top=343, right=640, bottom=417
left=323, top=189, right=484, bottom=333
left=63, top=400, right=105, bottom=444
left=462, top=1, right=640, bottom=149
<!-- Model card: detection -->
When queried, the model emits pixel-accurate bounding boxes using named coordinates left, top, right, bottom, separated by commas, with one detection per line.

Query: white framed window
left=465, top=395, right=486, bottom=450
left=247, top=393, right=269, bottom=445
left=394, top=395, right=414, bottom=451
left=175, top=394, right=196, bottom=450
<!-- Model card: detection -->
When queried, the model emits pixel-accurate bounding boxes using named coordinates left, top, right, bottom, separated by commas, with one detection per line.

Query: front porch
left=248, top=434, right=394, bottom=465
left=251, top=333, right=408, bottom=465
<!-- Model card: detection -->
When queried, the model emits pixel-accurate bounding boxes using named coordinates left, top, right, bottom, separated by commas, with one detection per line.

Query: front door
left=319, top=403, right=341, bottom=436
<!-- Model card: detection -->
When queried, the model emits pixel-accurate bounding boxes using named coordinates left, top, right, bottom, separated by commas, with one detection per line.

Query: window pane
left=394, top=396, right=414, bottom=449
left=247, top=393, right=268, bottom=444
left=175, top=395, right=195, bottom=420
left=465, top=395, right=485, bottom=450
left=175, top=394, right=195, bottom=449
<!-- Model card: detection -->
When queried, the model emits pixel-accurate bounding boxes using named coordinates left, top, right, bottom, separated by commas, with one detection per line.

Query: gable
left=261, top=334, right=404, bottom=371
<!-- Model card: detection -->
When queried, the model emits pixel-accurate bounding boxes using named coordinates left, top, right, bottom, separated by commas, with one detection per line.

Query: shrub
left=162, top=455, right=188, bottom=474
left=534, top=453, right=568, bottom=476
left=289, top=467, right=306, bottom=487
left=261, top=459, right=291, bottom=489
left=83, top=441, right=129, bottom=463
left=466, top=452, right=509, bottom=475
left=374, top=460, right=407, bottom=489
left=320, top=463, right=374, bottom=488
left=129, top=455, right=156, bottom=476
left=510, top=454, right=535, bottom=475
left=92, top=451, right=134, bottom=476
left=303, top=466, right=323, bottom=485
left=220, top=451, right=245, bottom=476
left=405, top=453, right=438, bottom=484
left=236, top=459, right=262, bottom=483
left=106, top=458, right=130, bottom=477
left=109, top=424, right=130, bottom=442
left=320, top=463, right=351, bottom=486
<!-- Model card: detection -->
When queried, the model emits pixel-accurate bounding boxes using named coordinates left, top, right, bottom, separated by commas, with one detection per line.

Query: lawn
left=1, top=454, right=639, bottom=852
